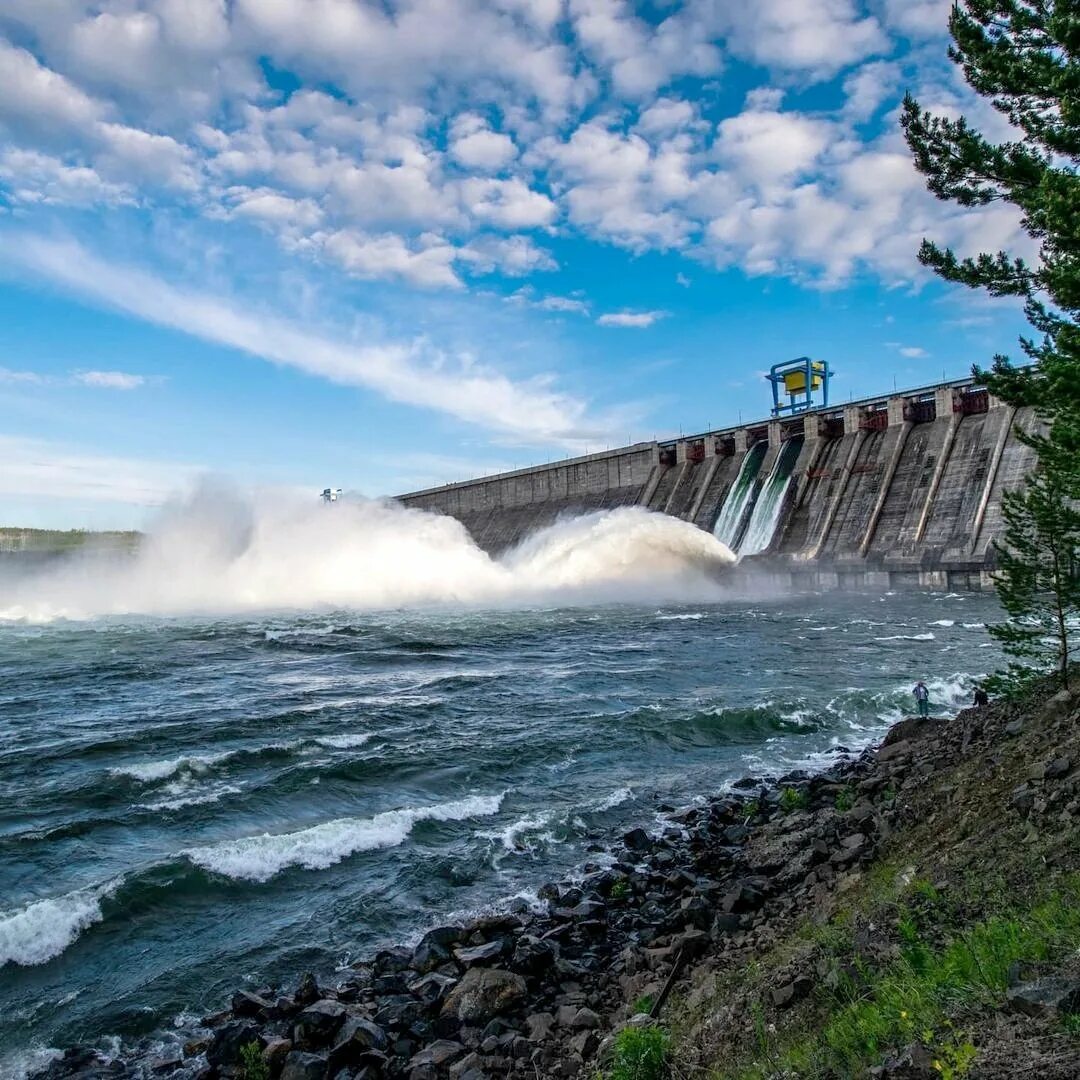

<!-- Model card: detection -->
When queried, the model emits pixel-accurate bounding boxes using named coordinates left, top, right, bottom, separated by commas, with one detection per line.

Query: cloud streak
left=5, top=234, right=619, bottom=449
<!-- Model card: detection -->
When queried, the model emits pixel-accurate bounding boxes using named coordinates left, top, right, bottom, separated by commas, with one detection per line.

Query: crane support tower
left=766, top=356, right=832, bottom=417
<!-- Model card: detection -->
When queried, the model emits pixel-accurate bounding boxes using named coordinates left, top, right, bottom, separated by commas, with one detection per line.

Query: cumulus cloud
left=0, top=1, right=1032, bottom=296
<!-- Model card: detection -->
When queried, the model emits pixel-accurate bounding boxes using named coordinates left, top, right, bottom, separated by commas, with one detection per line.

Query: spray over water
left=0, top=485, right=737, bottom=621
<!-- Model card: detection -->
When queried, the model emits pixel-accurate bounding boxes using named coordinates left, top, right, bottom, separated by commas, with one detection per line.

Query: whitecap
left=0, top=882, right=116, bottom=968
left=655, top=613, right=706, bottom=621
left=138, top=782, right=242, bottom=812
left=929, top=620, right=955, bottom=627
left=185, top=794, right=504, bottom=883
left=593, top=787, right=633, bottom=812
left=109, top=751, right=230, bottom=783
left=313, top=733, right=373, bottom=750
left=874, top=632, right=935, bottom=642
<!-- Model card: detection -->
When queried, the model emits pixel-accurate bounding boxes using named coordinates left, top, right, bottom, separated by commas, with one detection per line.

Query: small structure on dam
left=397, top=376, right=1038, bottom=590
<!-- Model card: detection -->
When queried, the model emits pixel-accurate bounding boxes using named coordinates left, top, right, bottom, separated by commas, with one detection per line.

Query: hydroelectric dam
left=398, top=377, right=1037, bottom=590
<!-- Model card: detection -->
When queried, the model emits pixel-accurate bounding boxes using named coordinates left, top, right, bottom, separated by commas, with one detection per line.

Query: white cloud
left=537, top=295, right=589, bottom=314
left=320, top=229, right=463, bottom=289
left=0, top=148, right=135, bottom=207
left=880, top=0, right=951, bottom=38
left=460, top=177, right=557, bottom=229
left=7, top=234, right=620, bottom=447
left=450, top=115, right=518, bottom=170
left=597, top=310, right=667, bottom=328
left=72, top=370, right=147, bottom=389
left=717, top=0, right=887, bottom=76
left=0, top=39, right=106, bottom=135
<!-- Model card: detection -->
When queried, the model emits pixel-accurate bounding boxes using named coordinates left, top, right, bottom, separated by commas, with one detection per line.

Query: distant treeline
left=0, top=528, right=142, bottom=553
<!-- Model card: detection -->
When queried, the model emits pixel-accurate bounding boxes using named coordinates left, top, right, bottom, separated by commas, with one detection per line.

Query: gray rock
left=525, top=1012, right=555, bottom=1042
left=622, top=828, right=651, bottom=852
left=294, top=1000, right=347, bottom=1047
left=1045, top=756, right=1071, bottom=780
left=206, top=1021, right=261, bottom=1069
left=409, top=1040, right=465, bottom=1068
left=441, top=968, right=527, bottom=1024
left=771, top=975, right=813, bottom=1009
left=454, top=940, right=506, bottom=967
left=1006, top=976, right=1080, bottom=1017
left=569, top=1007, right=601, bottom=1030
left=231, top=990, right=274, bottom=1019
left=871, top=1042, right=936, bottom=1078
left=280, top=1051, right=327, bottom=1080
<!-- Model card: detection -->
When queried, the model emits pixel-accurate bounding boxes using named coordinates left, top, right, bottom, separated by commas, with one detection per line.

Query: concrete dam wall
left=398, top=379, right=1038, bottom=589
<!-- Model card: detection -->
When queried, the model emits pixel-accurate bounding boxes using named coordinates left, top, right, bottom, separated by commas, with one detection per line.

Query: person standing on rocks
left=974, top=686, right=989, bottom=710
left=913, top=680, right=930, bottom=718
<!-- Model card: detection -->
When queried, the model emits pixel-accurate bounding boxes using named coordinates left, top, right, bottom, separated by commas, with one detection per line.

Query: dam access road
left=399, top=377, right=1037, bottom=591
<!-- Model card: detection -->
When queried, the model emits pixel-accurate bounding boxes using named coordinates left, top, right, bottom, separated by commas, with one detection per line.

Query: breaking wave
left=0, top=883, right=116, bottom=968
left=184, top=793, right=505, bottom=883
left=0, top=485, right=736, bottom=622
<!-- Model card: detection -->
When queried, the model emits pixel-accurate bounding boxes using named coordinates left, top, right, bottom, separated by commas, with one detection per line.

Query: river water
left=0, top=495, right=1003, bottom=1077
left=0, top=588, right=1002, bottom=1077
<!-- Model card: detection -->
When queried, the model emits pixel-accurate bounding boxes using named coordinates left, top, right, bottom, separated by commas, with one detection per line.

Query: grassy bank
left=655, top=679, right=1080, bottom=1079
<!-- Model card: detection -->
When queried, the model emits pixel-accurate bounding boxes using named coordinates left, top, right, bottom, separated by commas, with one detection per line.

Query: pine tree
left=902, top=0, right=1080, bottom=687
left=988, top=467, right=1080, bottom=688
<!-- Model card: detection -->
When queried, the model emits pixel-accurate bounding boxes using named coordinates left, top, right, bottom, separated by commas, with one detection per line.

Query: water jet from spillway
left=0, top=485, right=737, bottom=622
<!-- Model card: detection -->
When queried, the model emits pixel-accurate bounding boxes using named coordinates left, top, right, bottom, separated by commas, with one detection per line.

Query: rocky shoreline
left=42, top=685, right=1080, bottom=1080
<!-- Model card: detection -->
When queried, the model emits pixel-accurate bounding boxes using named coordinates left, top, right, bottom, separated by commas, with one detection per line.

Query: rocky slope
left=44, top=680, right=1080, bottom=1080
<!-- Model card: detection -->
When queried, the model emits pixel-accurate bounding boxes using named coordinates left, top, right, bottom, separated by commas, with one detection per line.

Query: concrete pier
left=397, top=378, right=1037, bottom=590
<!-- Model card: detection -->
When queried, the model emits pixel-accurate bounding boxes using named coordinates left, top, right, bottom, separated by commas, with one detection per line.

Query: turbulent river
left=0, top=496, right=1004, bottom=1077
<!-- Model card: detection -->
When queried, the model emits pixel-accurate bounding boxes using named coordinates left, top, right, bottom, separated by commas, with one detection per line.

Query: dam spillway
left=397, top=378, right=1038, bottom=589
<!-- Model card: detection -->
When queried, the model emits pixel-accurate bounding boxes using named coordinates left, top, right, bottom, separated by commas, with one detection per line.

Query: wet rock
left=294, top=999, right=347, bottom=1048
left=512, top=936, right=556, bottom=975
left=409, top=972, right=458, bottom=1006
left=411, top=939, right=452, bottom=973
left=441, top=968, right=528, bottom=1024
left=622, top=828, right=651, bottom=852
left=455, top=940, right=507, bottom=967
left=294, top=973, right=321, bottom=1007
left=206, top=1020, right=262, bottom=1069
left=279, top=1050, right=327, bottom=1080
left=262, top=1038, right=292, bottom=1077
left=231, top=990, right=275, bottom=1019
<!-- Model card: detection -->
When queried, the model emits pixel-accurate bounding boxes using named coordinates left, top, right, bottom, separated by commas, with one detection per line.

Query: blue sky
left=0, top=0, right=1031, bottom=529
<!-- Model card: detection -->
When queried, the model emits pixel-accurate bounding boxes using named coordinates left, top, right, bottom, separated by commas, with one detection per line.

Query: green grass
left=603, top=1025, right=670, bottom=1080
left=238, top=1042, right=268, bottom=1080
left=610, top=879, right=631, bottom=901
left=632, top=994, right=656, bottom=1016
left=779, top=787, right=808, bottom=813
left=717, top=876, right=1080, bottom=1079
left=834, top=786, right=855, bottom=812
